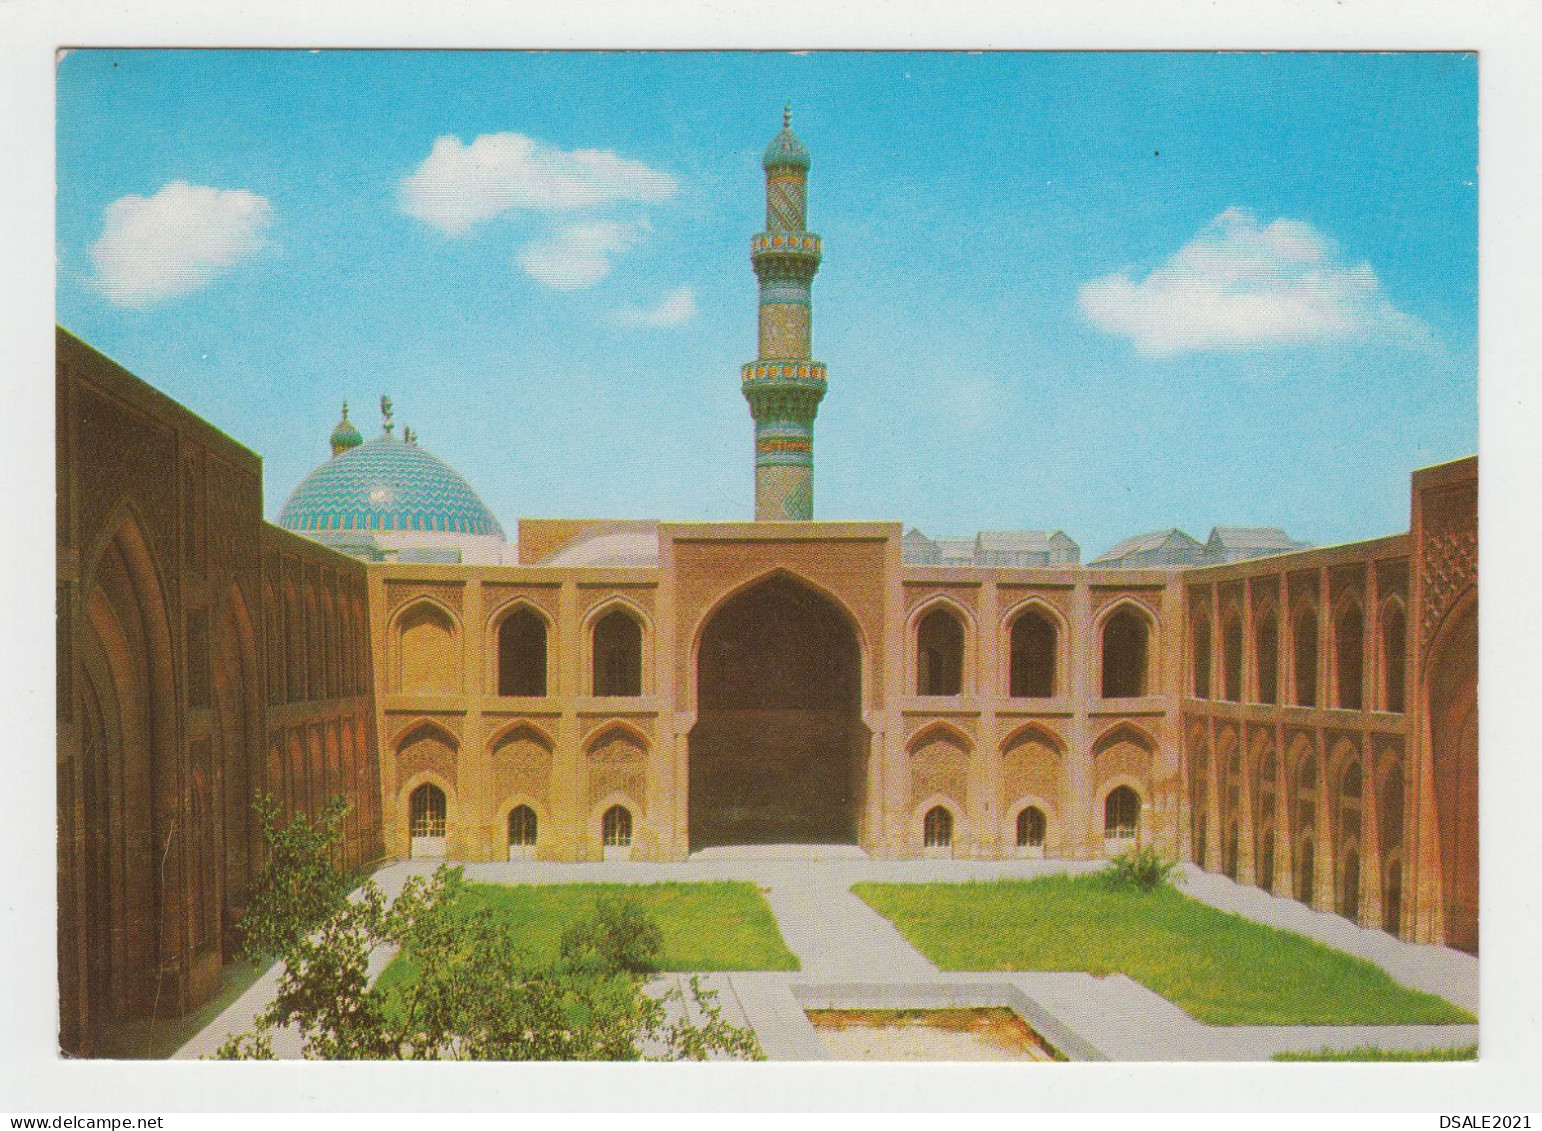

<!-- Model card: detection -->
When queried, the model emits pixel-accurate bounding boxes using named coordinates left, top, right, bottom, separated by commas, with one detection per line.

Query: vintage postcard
left=20, top=28, right=1529, bottom=1113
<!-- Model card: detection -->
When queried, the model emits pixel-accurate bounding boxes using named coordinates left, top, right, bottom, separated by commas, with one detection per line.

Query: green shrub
left=560, top=894, right=665, bottom=974
left=1102, top=845, right=1183, bottom=892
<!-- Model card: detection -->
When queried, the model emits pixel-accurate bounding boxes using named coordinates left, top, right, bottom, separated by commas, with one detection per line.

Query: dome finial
left=783, top=103, right=792, bottom=129
left=330, top=398, right=363, bottom=457
left=380, top=394, right=394, bottom=435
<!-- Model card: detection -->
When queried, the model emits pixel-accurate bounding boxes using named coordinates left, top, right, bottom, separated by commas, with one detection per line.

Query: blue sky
left=55, top=50, right=1477, bottom=556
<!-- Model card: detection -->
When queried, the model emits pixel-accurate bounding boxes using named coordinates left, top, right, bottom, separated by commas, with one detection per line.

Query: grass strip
left=854, top=875, right=1472, bottom=1026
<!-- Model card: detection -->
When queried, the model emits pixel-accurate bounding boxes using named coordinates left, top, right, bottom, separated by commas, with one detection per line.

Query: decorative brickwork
left=1420, top=483, right=1478, bottom=645
left=386, top=580, right=464, bottom=619
left=491, top=729, right=553, bottom=806
left=1002, top=728, right=1063, bottom=804
left=586, top=729, right=647, bottom=812
left=909, top=733, right=970, bottom=808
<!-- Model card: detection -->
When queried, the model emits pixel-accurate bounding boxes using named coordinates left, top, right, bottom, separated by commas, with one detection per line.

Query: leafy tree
left=238, top=794, right=354, bottom=962
left=215, top=797, right=762, bottom=1061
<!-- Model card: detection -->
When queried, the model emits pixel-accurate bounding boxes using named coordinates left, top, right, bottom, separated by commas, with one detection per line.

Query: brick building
left=54, top=114, right=1478, bottom=1056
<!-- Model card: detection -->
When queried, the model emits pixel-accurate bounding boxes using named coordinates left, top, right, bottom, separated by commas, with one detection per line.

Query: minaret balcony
left=742, top=361, right=827, bottom=386
left=751, top=232, right=822, bottom=264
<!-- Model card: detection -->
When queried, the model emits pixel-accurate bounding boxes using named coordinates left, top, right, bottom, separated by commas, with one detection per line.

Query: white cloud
left=515, top=220, right=647, bottom=290
left=400, top=132, right=677, bottom=236
left=1078, top=208, right=1428, bottom=356
left=616, top=286, right=697, bottom=327
left=91, top=181, right=273, bottom=307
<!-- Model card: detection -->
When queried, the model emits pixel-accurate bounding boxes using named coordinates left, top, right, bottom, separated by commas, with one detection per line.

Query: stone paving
left=176, top=851, right=1478, bottom=1062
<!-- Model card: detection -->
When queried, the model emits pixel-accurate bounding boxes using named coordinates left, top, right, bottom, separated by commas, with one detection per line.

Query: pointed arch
left=487, top=718, right=556, bottom=755
left=1254, top=598, right=1280, bottom=705
left=1219, top=600, right=1244, bottom=702
left=689, top=568, right=868, bottom=850
left=919, top=798, right=958, bottom=853
left=585, top=596, right=649, bottom=697
left=1378, top=594, right=1407, bottom=713
left=1101, top=781, right=1145, bottom=850
left=282, top=577, right=304, bottom=702
left=688, top=565, right=872, bottom=700
left=490, top=598, right=551, bottom=697
left=1097, top=597, right=1157, bottom=698
left=907, top=718, right=975, bottom=755
left=389, top=595, right=461, bottom=695
left=389, top=716, right=461, bottom=754
left=1003, top=597, right=1063, bottom=699
left=213, top=581, right=260, bottom=953
left=1000, top=720, right=1067, bottom=757
left=1333, top=591, right=1366, bottom=710
left=1291, top=598, right=1320, bottom=707
left=583, top=718, right=651, bottom=755
left=1425, top=590, right=1477, bottom=952
left=73, top=510, right=178, bottom=1034
left=1091, top=721, right=1155, bottom=820
left=1092, top=719, right=1158, bottom=757
left=1189, top=603, right=1212, bottom=699
left=908, top=594, right=972, bottom=697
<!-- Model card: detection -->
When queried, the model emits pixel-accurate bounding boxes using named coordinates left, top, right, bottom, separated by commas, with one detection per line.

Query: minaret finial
left=783, top=104, right=792, bottom=129
left=380, top=394, right=394, bottom=435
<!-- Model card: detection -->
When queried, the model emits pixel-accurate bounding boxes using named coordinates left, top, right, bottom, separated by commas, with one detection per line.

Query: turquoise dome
left=278, top=432, right=504, bottom=537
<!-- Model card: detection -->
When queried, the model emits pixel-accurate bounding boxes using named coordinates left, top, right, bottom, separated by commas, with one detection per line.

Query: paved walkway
left=175, top=852, right=1478, bottom=1062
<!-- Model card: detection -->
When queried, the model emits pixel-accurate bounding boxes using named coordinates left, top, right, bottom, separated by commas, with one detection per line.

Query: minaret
left=744, top=107, right=825, bottom=521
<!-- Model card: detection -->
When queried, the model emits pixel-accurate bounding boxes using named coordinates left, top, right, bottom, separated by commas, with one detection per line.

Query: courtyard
left=176, top=854, right=1478, bottom=1062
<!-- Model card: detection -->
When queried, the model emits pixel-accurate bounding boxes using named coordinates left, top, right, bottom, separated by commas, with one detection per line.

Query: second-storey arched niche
left=689, top=573, right=867, bottom=849
left=1101, top=604, right=1151, bottom=698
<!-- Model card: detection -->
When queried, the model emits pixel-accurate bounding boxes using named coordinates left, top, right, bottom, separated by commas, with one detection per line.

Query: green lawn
left=376, top=881, right=797, bottom=994
left=1274, top=1045, right=1477, bottom=1062
left=853, top=876, right=1473, bottom=1027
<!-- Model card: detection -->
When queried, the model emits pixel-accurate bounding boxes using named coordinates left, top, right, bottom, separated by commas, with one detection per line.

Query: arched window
left=592, top=608, right=642, bottom=697
left=1383, top=860, right=1402, bottom=937
left=1191, top=613, right=1211, bottom=699
left=1016, top=806, right=1047, bottom=850
left=498, top=607, right=547, bottom=697
left=508, top=804, right=537, bottom=847
left=409, top=782, right=447, bottom=858
left=1293, top=606, right=1318, bottom=707
left=1381, top=600, right=1406, bottom=713
left=1336, top=601, right=1364, bottom=710
left=1009, top=609, right=1057, bottom=698
left=1221, top=609, right=1243, bottom=702
left=1297, top=838, right=1315, bottom=905
left=1340, top=849, right=1361, bottom=921
left=1104, top=785, right=1140, bottom=841
left=1258, top=828, right=1275, bottom=894
left=1223, top=819, right=1240, bottom=879
left=917, top=606, right=965, bottom=696
left=1191, top=745, right=1210, bottom=865
left=1255, top=608, right=1279, bottom=705
left=602, top=804, right=633, bottom=848
left=923, top=805, right=953, bottom=849
left=1338, top=759, right=1362, bottom=846
left=1101, top=607, right=1149, bottom=698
